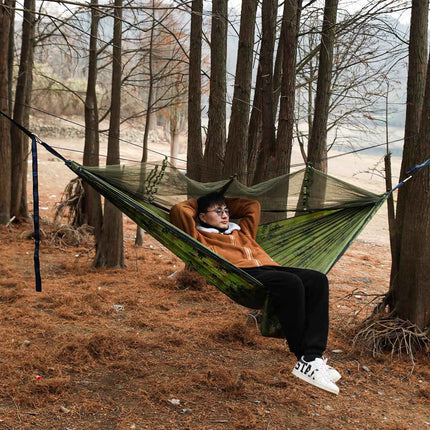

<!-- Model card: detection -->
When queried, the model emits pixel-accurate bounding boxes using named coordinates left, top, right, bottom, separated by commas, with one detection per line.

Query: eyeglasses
left=205, top=207, right=230, bottom=216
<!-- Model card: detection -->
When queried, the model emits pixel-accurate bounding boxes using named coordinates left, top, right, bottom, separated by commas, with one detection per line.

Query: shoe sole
left=327, top=371, right=341, bottom=383
left=330, top=375, right=341, bottom=383
left=292, top=368, right=339, bottom=395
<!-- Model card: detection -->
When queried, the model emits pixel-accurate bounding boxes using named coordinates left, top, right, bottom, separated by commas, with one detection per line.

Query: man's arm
left=170, top=199, right=200, bottom=239
left=225, top=197, right=260, bottom=239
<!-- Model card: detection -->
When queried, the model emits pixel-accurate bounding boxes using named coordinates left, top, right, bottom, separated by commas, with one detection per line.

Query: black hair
left=197, top=192, right=226, bottom=215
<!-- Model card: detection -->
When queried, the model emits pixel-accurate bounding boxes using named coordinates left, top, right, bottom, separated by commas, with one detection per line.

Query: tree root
left=49, top=223, right=94, bottom=248
left=353, top=312, right=430, bottom=369
left=54, top=177, right=85, bottom=226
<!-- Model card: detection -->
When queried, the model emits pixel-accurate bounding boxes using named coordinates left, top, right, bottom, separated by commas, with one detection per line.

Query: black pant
left=243, top=266, right=329, bottom=360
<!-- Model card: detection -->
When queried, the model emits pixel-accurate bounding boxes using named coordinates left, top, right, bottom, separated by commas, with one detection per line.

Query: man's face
left=199, top=203, right=230, bottom=229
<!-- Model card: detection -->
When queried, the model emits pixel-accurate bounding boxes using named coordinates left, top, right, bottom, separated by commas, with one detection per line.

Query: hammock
left=64, top=159, right=388, bottom=337
left=3, top=110, right=426, bottom=338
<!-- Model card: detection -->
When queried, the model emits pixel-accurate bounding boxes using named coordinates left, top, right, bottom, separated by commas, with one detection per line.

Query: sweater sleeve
left=170, top=199, right=200, bottom=239
left=225, top=197, right=260, bottom=239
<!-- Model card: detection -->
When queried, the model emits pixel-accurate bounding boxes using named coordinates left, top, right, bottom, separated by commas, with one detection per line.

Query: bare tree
left=272, top=0, right=300, bottom=177
left=201, top=0, right=228, bottom=181
left=386, top=0, right=429, bottom=329
left=0, top=1, right=12, bottom=225
left=252, top=0, right=300, bottom=184
left=223, top=0, right=258, bottom=183
left=247, top=66, right=263, bottom=184
left=169, top=78, right=186, bottom=165
left=10, top=0, right=35, bottom=220
left=135, top=0, right=156, bottom=247
left=94, top=0, right=124, bottom=268
left=307, top=0, right=338, bottom=173
left=294, top=1, right=403, bottom=167
left=186, top=0, right=203, bottom=181
left=390, top=0, right=428, bottom=278
left=253, top=0, right=278, bottom=184
left=7, top=0, right=15, bottom=116
left=82, top=0, right=102, bottom=235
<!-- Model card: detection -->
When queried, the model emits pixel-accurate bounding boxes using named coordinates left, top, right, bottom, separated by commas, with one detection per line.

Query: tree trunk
left=19, top=12, right=34, bottom=220
left=135, top=1, right=155, bottom=247
left=272, top=7, right=284, bottom=121
left=389, top=0, right=428, bottom=298
left=273, top=0, right=299, bottom=177
left=253, top=0, right=278, bottom=184
left=307, top=0, right=338, bottom=173
left=141, top=16, right=154, bottom=168
left=93, top=0, right=124, bottom=268
left=7, top=0, right=15, bottom=117
left=201, top=0, right=227, bottom=182
left=391, top=49, right=430, bottom=329
left=83, top=0, right=102, bottom=236
left=0, top=1, right=12, bottom=224
left=388, top=0, right=429, bottom=329
left=81, top=2, right=100, bottom=231
left=247, top=64, right=263, bottom=184
left=223, top=0, right=258, bottom=184
left=10, top=0, right=35, bottom=220
left=187, top=0, right=203, bottom=181
left=170, top=119, right=180, bottom=165
left=273, top=0, right=302, bottom=122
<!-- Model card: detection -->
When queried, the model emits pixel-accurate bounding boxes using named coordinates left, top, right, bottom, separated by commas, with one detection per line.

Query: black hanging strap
left=31, top=134, right=42, bottom=292
left=0, top=109, right=70, bottom=292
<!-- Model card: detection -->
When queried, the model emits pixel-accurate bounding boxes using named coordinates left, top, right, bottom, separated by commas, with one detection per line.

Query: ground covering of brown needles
left=1, top=213, right=429, bottom=430
left=0, top=120, right=429, bottom=429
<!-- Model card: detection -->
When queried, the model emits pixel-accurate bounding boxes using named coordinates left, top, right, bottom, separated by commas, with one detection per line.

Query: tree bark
left=135, top=0, right=155, bottom=247
left=83, top=0, right=102, bottom=236
left=307, top=0, right=338, bottom=173
left=391, top=50, right=430, bottom=329
left=0, top=1, right=12, bottom=224
left=253, top=0, right=278, bottom=184
left=247, top=64, right=263, bottom=184
left=388, top=0, right=429, bottom=329
left=19, top=7, right=34, bottom=219
left=10, top=0, right=35, bottom=220
left=201, top=0, right=227, bottom=182
left=93, top=0, right=124, bottom=268
left=389, top=0, right=427, bottom=294
left=223, top=0, right=258, bottom=183
left=272, top=6, right=285, bottom=120
left=7, top=0, right=15, bottom=117
left=187, top=0, right=203, bottom=181
left=273, top=0, right=302, bottom=122
left=273, top=0, right=299, bottom=177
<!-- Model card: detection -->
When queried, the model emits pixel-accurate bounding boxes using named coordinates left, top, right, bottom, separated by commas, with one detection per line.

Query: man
left=170, top=192, right=341, bottom=395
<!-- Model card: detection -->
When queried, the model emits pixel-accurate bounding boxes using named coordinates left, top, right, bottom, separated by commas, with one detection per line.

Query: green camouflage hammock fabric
left=66, top=159, right=387, bottom=338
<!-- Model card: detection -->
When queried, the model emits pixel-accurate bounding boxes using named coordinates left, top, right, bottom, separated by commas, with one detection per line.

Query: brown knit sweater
left=170, top=197, right=279, bottom=268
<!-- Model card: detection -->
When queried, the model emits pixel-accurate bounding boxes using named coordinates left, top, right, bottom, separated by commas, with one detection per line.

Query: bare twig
left=246, top=310, right=262, bottom=330
left=10, top=395, right=22, bottom=423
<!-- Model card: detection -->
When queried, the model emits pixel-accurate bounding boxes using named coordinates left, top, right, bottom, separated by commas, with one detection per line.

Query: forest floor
left=0, top=117, right=429, bottom=429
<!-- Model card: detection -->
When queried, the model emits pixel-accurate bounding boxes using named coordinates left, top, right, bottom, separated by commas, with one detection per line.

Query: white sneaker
left=292, top=357, right=339, bottom=395
left=323, top=358, right=341, bottom=383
